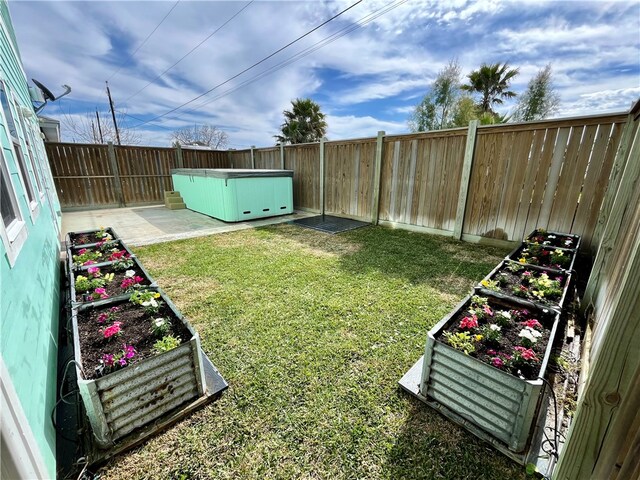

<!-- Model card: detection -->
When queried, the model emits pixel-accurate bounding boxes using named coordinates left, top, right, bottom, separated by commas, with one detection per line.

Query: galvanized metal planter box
left=419, top=294, right=560, bottom=453
left=476, top=260, right=572, bottom=313
left=69, top=256, right=157, bottom=306
left=506, top=243, right=577, bottom=273
left=68, top=239, right=136, bottom=271
left=72, top=292, right=207, bottom=448
left=524, top=229, right=581, bottom=252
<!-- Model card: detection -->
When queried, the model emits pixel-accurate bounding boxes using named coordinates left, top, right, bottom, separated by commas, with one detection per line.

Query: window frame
left=0, top=81, right=39, bottom=222
left=15, top=100, right=44, bottom=200
left=0, top=148, right=28, bottom=266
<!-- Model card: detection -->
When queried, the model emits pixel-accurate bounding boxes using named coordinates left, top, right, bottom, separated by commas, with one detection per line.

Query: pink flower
left=459, top=314, right=478, bottom=330
left=110, top=306, right=120, bottom=313
left=123, top=345, right=136, bottom=359
left=78, top=248, right=88, bottom=254
left=487, top=349, right=496, bottom=355
left=97, top=312, right=109, bottom=324
left=522, top=271, right=532, bottom=277
left=483, top=305, right=493, bottom=317
left=88, top=266, right=100, bottom=277
left=491, top=357, right=504, bottom=368
left=102, top=353, right=115, bottom=367
left=118, top=357, right=127, bottom=366
left=121, top=278, right=135, bottom=289
left=514, top=346, right=538, bottom=362
left=94, top=287, right=109, bottom=299
left=83, top=260, right=96, bottom=266
left=522, top=319, right=543, bottom=330
left=103, top=322, right=122, bottom=339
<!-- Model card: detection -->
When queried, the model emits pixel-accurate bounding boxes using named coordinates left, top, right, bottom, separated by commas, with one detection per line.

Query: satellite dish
left=31, top=79, right=71, bottom=113
left=32, top=78, right=56, bottom=101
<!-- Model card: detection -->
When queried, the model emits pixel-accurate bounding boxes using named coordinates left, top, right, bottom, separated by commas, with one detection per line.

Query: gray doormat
left=291, top=215, right=369, bottom=234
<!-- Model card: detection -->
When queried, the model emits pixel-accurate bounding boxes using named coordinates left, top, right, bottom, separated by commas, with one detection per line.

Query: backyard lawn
left=99, top=224, right=526, bottom=479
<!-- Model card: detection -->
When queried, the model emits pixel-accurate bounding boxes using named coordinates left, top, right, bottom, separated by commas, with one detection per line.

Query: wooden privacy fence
left=46, top=142, right=229, bottom=208
left=47, top=110, right=630, bottom=251
left=244, top=111, right=626, bottom=252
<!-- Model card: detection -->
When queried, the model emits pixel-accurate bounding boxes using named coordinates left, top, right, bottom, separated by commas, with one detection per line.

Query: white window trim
left=18, top=107, right=45, bottom=201
left=0, top=82, right=39, bottom=223
left=0, top=153, right=27, bottom=267
left=0, top=357, right=49, bottom=479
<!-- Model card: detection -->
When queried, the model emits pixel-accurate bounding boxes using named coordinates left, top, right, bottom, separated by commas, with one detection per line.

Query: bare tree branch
left=171, top=124, right=229, bottom=149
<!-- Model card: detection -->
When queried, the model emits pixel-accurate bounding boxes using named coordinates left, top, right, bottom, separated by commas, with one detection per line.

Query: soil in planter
left=437, top=296, right=554, bottom=380
left=509, top=244, right=574, bottom=270
left=73, top=264, right=152, bottom=303
left=485, top=266, right=568, bottom=309
left=69, top=229, right=115, bottom=246
left=526, top=231, right=578, bottom=250
left=77, top=301, right=192, bottom=380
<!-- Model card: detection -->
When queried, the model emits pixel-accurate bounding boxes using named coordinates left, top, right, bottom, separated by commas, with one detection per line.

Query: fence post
left=319, top=138, right=325, bottom=215
left=371, top=130, right=385, bottom=224
left=280, top=143, right=285, bottom=169
left=250, top=145, right=255, bottom=169
left=175, top=143, right=184, bottom=168
left=107, top=141, right=125, bottom=207
left=453, top=120, right=479, bottom=240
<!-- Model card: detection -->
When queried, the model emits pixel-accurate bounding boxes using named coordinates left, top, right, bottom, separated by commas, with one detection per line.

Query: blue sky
left=9, top=0, right=640, bottom=148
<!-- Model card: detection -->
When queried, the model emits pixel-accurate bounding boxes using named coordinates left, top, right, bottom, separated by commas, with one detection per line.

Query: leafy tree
left=275, top=98, right=327, bottom=144
left=409, top=60, right=462, bottom=132
left=461, top=62, right=520, bottom=114
left=171, top=124, right=228, bottom=149
left=450, top=96, right=480, bottom=128
left=513, top=64, right=560, bottom=122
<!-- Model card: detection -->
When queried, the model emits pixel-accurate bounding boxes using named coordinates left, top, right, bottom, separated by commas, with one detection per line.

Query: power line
left=129, top=0, right=408, bottom=129
left=124, top=1, right=254, bottom=103
left=107, top=0, right=181, bottom=82
left=128, top=0, right=363, bottom=128
left=186, top=0, right=410, bottom=115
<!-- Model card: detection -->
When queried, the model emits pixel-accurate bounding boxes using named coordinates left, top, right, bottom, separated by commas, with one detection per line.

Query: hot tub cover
left=171, top=168, right=294, bottom=179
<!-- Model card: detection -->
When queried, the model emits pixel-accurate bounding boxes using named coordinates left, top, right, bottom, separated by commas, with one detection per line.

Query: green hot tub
left=171, top=168, right=294, bottom=222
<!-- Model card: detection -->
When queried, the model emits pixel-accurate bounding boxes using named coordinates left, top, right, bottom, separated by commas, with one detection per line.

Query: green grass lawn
left=100, top=224, right=525, bottom=479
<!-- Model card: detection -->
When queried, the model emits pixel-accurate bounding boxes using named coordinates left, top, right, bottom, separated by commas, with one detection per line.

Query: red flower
left=459, top=315, right=478, bottom=330
left=514, top=346, right=538, bottom=362
left=521, top=319, right=543, bottom=330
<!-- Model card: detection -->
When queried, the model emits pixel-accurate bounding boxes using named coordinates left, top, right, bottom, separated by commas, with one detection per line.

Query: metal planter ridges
left=72, top=290, right=207, bottom=448
left=419, top=294, right=560, bottom=453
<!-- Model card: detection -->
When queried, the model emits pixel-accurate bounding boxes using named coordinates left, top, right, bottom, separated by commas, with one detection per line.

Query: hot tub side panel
left=172, top=173, right=228, bottom=219
left=231, top=176, right=293, bottom=221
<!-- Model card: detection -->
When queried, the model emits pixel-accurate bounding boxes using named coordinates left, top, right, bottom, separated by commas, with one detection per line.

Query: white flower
left=497, top=311, right=511, bottom=320
left=142, top=299, right=158, bottom=308
left=489, top=324, right=501, bottom=331
left=548, top=235, right=556, bottom=239
left=154, top=318, right=166, bottom=327
left=125, top=270, right=136, bottom=278
left=519, top=327, right=541, bottom=343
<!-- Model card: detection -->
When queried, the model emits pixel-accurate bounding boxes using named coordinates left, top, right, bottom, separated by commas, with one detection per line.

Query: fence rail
left=47, top=111, right=630, bottom=251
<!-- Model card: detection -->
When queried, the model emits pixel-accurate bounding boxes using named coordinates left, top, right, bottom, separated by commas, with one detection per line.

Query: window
left=16, top=105, right=44, bottom=197
left=0, top=149, right=27, bottom=266
left=0, top=83, right=38, bottom=221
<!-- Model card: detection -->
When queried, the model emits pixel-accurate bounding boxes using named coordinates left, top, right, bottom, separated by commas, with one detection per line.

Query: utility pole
left=105, top=81, right=121, bottom=145
left=91, top=119, right=98, bottom=143
left=96, top=109, right=104, bottom=143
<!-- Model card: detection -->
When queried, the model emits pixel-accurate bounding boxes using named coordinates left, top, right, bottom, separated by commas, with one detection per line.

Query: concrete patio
left=61, top=205, right=315, bottom=246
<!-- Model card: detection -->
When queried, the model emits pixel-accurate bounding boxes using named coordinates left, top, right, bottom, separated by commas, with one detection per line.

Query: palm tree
left=461, top=63, right=519, bottom=114
left=275, top=98, right=327, bottom=144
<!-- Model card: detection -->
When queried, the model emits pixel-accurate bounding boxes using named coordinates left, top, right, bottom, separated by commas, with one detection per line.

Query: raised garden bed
left=67, top=227, right=120, bottom=247
left=70, top=258, right=155, bottom=305
left=524, top=229, right=581, bottom=251
left=72, top=289, right=206, bottom=447
left=507, top=243, right=576, bottom=272
left=419, top=294, right=559, bottom=452
left=477, top=260, right=571, bottom=312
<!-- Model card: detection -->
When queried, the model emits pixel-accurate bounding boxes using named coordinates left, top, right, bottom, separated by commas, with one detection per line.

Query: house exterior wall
left=0, top=1, right=61, bottom=477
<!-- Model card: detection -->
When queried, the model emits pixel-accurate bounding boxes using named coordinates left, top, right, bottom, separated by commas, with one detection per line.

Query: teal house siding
left=0, top=1, right=61, bottom=477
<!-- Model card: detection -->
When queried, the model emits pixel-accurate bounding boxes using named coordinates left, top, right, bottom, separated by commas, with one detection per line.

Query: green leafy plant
left=481, top=324, right=502, bottom=344
left=480, top=278, right=500, bottom=291
left=153, top=335, right=181, bottom=354
left=506, top=261, right=523, bottom=273
left=130, top=289, right=163, bottom=314
left=494, top=310, right=513, bottom=327
left=443, top=331, right=475, bottom=355
left=550, top=249, right=570, bottom=268
left=72, top=248, right=103, bottom=266
left=151, top=317, right=171, bottom=337
left=528, top=273, right=562, bottom=299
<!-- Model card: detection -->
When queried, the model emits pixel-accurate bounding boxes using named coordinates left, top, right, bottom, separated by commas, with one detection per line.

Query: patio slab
left=61, top=205, right=315, bottom=246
